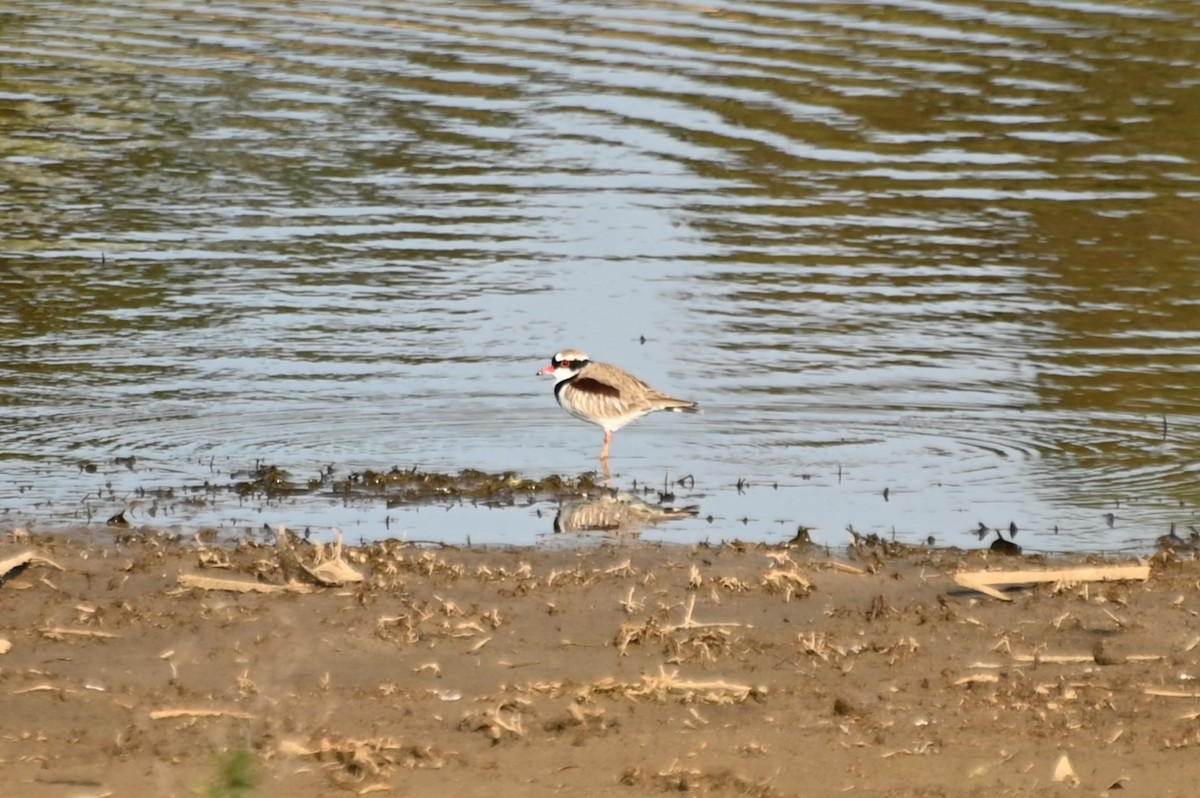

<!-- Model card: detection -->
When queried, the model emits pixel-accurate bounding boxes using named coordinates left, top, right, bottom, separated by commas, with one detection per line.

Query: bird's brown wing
left=585, top=361, right=696, bottom=412
left=569, top=377, right=622, bottom=399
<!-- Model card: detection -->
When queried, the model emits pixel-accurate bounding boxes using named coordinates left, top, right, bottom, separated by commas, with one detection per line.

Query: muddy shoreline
left=2, top=527, right=1199, bottom=797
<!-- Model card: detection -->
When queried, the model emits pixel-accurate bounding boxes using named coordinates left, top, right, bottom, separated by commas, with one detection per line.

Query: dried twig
left=1145, top=688, right=1200, bottom=699
left=150, top=708, right=255, bottom=720
left=0, top=551, right=64, bottom=585
left=40, top=627, right=118, bottom=640
left=953, top=564, right=1150, bottom=601
left=662, top=595, right=745, bottom=633
left=1012, top=653, right=1160, bottom=664
left=177, top=573, right=296, bottom=593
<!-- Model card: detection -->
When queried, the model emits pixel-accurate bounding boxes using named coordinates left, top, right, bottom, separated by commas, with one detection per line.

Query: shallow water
left=2, top=0, right=1200, bottom=553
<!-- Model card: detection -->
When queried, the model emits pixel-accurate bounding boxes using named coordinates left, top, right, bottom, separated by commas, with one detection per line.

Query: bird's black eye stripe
left=552, top=357, right=589, bottom=369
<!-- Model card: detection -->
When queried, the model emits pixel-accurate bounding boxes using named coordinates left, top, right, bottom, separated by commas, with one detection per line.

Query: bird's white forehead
left=555, top=349, right=589, bottom=362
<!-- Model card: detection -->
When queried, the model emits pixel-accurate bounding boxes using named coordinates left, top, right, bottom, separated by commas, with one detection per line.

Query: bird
left=537, top=348, right=699, bottom=461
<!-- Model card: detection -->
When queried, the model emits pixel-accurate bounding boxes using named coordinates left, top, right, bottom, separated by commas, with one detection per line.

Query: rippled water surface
left=3, top=0, right=1200, bottom=552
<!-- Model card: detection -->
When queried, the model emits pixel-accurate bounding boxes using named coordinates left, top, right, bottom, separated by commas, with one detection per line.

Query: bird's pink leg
left=600, top=430, right=612, bottom=461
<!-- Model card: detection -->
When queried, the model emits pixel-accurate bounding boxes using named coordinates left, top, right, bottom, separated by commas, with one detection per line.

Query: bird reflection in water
left=553, top=492, right=698, bottom=537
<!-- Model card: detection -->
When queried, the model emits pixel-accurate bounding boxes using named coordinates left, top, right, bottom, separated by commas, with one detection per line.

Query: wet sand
left=2, top=528, right=1198, bottom=797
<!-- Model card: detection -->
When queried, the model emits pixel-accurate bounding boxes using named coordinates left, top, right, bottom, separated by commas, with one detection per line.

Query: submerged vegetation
left=232, top=463, right=608, bottom=506
left=41, top=457, right=706, bottom=545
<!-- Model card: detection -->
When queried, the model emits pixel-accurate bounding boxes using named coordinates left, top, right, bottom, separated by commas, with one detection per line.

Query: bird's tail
left=663, top=400, right=700, bottom=414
